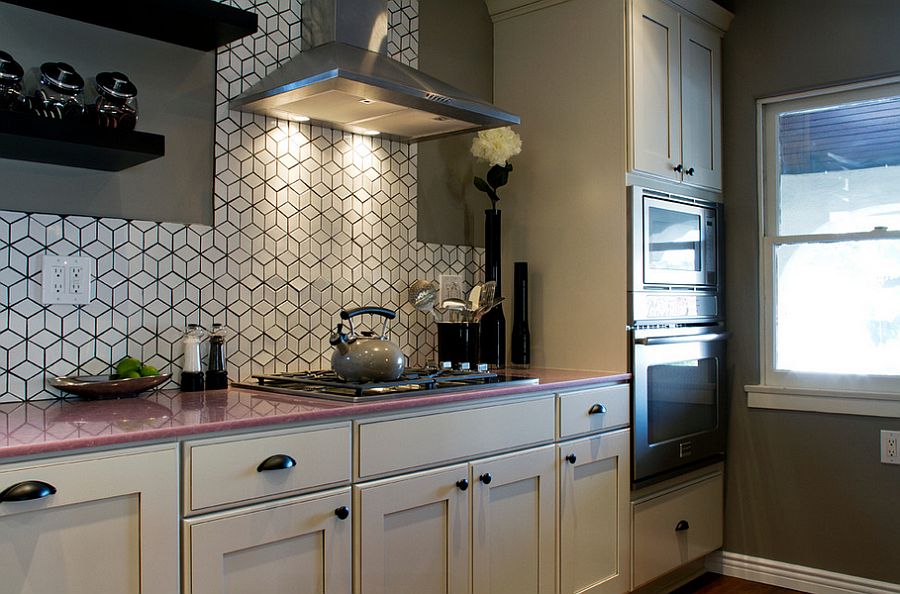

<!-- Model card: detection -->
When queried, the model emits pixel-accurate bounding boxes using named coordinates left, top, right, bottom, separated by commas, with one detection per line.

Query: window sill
left=745, top=385, right=900, bottom=418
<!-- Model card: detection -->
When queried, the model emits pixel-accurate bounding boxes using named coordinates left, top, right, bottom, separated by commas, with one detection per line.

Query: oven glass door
left=632, top=330, right=727, bottom=483
left=643, top=197, right=711, bottom=286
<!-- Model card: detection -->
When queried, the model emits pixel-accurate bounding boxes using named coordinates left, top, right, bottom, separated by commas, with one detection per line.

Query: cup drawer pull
left=256, top=454, right=297, bottom=472
left=675, top=520, right=690, bottom=532
left=588, top=403, right=607, bottom=415
left=0, top=480, right=57, bottom=503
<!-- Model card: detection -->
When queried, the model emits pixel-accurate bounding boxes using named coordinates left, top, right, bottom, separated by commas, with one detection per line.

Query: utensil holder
left=437, top=322, right=480, bottom=367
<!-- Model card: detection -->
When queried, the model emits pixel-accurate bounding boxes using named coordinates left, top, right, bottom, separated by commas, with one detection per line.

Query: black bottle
left=206, top=323, right=229, bottom=390
left=511, top=262, right=530, bottom=366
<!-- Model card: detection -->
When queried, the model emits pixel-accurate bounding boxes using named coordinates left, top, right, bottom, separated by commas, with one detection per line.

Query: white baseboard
left=706, top=551, right=900, bottom=594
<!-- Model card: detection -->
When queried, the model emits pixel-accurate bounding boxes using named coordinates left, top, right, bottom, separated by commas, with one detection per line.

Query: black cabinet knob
left=256, top=454, right=297, bottom=472
left=0, top=480, right=57, bottom=503
left=456, top=478, right=469, bottom=491
left=674, top=164, right=684, bottom=173
left=588, top=403, right=607, bottom=415
left=686, top=167, right=695, bottom=176
left=479, top=473, right=493, bottom=485
left=675, top=519, right=690, bottom=532
left=566, top=453, right=577, bottom=464
left=335, top=506, right=350, bottom=520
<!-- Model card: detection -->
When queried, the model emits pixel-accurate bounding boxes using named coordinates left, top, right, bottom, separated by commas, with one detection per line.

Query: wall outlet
left=881, top=430, right=900, bottom=465
left=439, top=274, right=464, bottom=305
left=42, top=255, right=92, bottom=305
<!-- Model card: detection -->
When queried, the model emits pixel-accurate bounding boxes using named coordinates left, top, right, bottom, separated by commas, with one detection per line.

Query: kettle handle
left=340, top=307, right=397, bottom=321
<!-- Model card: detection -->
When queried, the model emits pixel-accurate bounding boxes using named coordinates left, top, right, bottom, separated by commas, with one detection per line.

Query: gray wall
left=723, top=0, right=900, bottom=582
left=0, top=4, right=215, bottom=225
left=416, top=0, right=494, bottom=247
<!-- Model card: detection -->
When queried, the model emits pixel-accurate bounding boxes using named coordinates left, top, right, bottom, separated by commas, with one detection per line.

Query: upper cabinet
left=630, top=0, right=726, bottom=192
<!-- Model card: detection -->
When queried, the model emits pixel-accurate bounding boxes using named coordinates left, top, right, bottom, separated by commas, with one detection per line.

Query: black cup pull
left=456, top=478, right=469, bottom=491
left=588, top=403, right=607, bottom=415
left=566, top=453, right=577, bottom=464
left=675, top=520, right=690, bottom=532
left=0, top=480, right=57, bottom=503
left=335, top=506, right=350, bottom=520
left=674, top=164, right=684, bottom=173
left=479, top=473, right=493, bottom=485
left=686, top=167, right=695, bottom=176
left=256, top=454, right=297, bottom=472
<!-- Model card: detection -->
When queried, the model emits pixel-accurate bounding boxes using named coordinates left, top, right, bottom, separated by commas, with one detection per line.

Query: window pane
left=774, top=239, right=900, bottom=375
left=647, top=207, right=701, bottom=271
left=778, top=95, right=900, bottom=235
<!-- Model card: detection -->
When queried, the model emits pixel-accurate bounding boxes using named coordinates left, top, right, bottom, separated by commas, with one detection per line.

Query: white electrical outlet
left=439, top=274, right=464, bottom=304
left=881, top=430, right=900, bottom=465
left=42, top=255, right=92, bottom=305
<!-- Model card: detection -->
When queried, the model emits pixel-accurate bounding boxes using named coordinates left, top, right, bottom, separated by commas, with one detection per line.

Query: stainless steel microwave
left=628, top=186, right=722, bottom=292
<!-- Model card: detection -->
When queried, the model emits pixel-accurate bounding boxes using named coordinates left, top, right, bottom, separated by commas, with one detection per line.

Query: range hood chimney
left=229, top=0, right=519, bottom=142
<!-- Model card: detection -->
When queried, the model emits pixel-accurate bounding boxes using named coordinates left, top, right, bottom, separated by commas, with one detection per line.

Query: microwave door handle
left=634, top=332, right=730, bottom=346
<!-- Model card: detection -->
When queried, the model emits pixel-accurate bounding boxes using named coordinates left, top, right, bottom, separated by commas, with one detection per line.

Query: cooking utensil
left=49, top=373, right=172, bottom=400
left=474, top=297, right=505, bottom=322
left=330, top=307, right=406, bottom=382
left=407, top=279, right=438, bottom=313
left=479, top=281, right=496, bottom=309
left=467, top=284, right=482, bottom=310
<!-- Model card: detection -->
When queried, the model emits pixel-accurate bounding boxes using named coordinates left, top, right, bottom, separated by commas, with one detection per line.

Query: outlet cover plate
left=42, top=255, right=92, bottom=305
left=439, top=274, right=464, bottom=305
left=881, top=430, right=900, bottom=465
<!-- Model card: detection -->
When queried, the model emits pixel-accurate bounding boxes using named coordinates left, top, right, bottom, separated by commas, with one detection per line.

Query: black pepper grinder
left=206, top=323, right=229, bottom=390
left=511, top=262, right=530, bottom=367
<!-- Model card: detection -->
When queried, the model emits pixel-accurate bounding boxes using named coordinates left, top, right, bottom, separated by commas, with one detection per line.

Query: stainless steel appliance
left=630, top=318, right=727, bottom=486
left=233, top=367, right=539, bottom=403
left=629, top=185, right=722, bottom=292
left=629, top=186, right=727, bottom=487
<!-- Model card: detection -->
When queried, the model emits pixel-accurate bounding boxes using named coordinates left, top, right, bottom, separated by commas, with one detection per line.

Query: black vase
left=480, top=209, right=506, bottom=367
left=511, top=261, right=530, bottom=366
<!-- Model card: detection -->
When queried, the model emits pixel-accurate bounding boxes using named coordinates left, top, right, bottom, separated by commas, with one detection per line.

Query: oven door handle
left=634, top=332, right=729, bottom=346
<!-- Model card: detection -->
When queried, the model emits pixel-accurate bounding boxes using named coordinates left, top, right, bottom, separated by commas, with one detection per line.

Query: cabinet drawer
left=357, top=396, right=555, bottom=478
left=558, top=383, right=629, bottom=438
left=632, top=473, right=723, bottom=588
left=186, top=424, right=351, bottom=513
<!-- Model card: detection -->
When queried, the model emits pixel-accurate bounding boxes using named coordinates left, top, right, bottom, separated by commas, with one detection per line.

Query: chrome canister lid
left=0, top=51, right=24, bottom=83
left=95, top=71, right=137, bottom=100
left=40, top=62, right=84, bottom=93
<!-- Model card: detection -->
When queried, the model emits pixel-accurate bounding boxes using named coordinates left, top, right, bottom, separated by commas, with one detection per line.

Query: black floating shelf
left=0, top=111, right=165, bottom=171
left=0, top=0, right=258, bottom=51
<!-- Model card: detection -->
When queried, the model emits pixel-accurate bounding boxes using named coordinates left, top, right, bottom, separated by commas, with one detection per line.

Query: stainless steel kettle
left=329, top=307, right=406, bottom=382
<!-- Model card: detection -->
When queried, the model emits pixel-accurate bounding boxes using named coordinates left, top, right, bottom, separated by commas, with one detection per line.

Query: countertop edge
left=0, top=369, right=630, bottom=462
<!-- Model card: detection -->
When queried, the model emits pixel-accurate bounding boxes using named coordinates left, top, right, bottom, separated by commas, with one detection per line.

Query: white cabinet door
left=471, top=446, right=556, bottom=594
left=0, top=445, right=178, bottom=594
left=632, top=0, right=682, bottom=182
left=356, top=464, right=470, bottom=594
left=185, top=487, right=352, bottom=594
left=680, top=16, right=722, bottom=190
left=559, top=429, right=631, bottom=594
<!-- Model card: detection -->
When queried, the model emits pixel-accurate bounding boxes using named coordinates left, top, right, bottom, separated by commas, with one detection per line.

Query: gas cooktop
left=233, top=367, right=540, bottom=402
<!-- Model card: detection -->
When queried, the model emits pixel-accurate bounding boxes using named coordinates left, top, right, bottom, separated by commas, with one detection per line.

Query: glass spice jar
left=0, top=51, right=24, bottom=112
left=88, top=71, right=138, bottom=130
left=26, top=62, right=85, bottom=120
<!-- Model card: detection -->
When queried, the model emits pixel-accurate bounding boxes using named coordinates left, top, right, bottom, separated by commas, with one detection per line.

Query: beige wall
left=416, top=0, right=494, bottom=247
left=723, top=0, right=900, bottom=582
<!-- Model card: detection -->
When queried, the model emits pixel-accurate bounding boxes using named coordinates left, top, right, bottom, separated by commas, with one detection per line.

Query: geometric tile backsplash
left=0, top=0, right=482, bottom=402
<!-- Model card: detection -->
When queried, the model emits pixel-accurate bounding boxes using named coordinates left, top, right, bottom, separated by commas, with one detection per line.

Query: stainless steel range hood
left=229, top=0, right=519, bottom=142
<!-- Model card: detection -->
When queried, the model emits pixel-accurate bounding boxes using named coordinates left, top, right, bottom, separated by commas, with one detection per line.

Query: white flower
left=470, top=127, right=522, bottom=166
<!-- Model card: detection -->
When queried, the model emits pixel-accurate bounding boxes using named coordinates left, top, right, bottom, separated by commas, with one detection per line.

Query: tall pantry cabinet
left=489, top=0, right=729, bottom=372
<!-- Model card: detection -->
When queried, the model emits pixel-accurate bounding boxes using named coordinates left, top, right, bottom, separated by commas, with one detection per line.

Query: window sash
left=759, top=78, right=900, bottom=396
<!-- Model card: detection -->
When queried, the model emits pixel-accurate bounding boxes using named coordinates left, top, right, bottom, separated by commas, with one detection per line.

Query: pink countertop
left=0, top=368, right=630, bottom=461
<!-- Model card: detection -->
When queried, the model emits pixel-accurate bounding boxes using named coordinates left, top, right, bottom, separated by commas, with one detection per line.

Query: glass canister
left=25, top=62, right=85, bottom=119
left=181, top=324, right=207, bottom=392
left=88, top=71, right=138, bottom=130
left=0, top=51, right=24, bottom=112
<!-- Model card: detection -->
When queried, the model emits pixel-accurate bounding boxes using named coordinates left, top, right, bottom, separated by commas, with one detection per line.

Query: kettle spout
left=329, top=324, right=351, bottom=355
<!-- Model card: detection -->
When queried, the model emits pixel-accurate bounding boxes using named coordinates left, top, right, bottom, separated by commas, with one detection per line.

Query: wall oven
left=630, top=320, right=727, bottom=486
left=628, top=186, right=727, bottom=487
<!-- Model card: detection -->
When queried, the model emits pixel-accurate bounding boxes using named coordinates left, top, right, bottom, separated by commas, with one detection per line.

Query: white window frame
left=746, top=76, right=900, bottom=418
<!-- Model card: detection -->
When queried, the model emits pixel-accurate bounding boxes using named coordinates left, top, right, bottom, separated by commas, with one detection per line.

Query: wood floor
left=672, top=573, right=800, bottom=593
